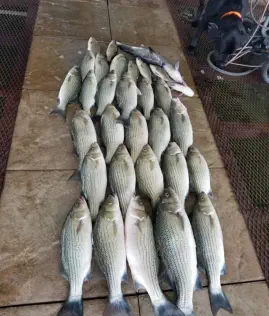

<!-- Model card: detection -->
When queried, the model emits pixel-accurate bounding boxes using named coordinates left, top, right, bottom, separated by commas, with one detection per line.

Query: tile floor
left=0, top=0, right=268, bottom=315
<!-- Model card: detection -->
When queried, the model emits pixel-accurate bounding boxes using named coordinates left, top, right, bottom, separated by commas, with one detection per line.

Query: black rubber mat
left=166, top=0, right=269, bottom=284
left=0, top=0, right=39, bottom=195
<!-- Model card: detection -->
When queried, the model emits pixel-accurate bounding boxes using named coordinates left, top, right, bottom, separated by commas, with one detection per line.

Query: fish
left=101, top=105, right=124, bottom=164
left=186, top=146, right=212, bottom=197
left=136, top=58, right=152, bottom=83
left=116, top=42, right=165, bottom=67
left=137, top=77, right=154, bottom=120
left=95, top=53, right=109, bottom=84
left=128, top=60, right=140, bottom=83
left=191, top=193, right=232, bottom=316
left=106, top=40, right=118, bottom=62
left=162, top=61, right=184, bottom=84
left=154, top=78, right=172, bottom=116
left=109, top=144, right=136, bottom=217
left=70, top=110, right=97, bottom=180
left=81, top=142, right=107, bottom=221
left=80, top=50, right=95, bottom=81
left=88, top=37, right=100, bottom=56
left=93, top=195, right=131, bottom=316
left=49, top=66, right=81, bottom=118
left=170, top=98, right=193, bottom=157
left=110, top=53, right=128, bottom=84
left=135, top=144, right=164, bottom=208
left=116, top=72, right=141, bottom=120
left=57, top=196, right=92, bottom=316
left=125, top=109, right=148, bottom=163
left=96, top=70, right=117, bottom=116
left=155, top=188, right=199, bottom=316
left=125, top=196, right=184, bottom=316
left=79, top=70, right=97, bottom=115
left=148, top=108, right=170, bottom=162
left=168, top=82, right=195, bottom=97
left=149, top=64, right=172, bottom=82
left=163, top=142, right=189, bottom=205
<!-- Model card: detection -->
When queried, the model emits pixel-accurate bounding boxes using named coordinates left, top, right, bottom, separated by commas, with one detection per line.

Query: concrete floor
left=0, top=0, right=268, bottom=315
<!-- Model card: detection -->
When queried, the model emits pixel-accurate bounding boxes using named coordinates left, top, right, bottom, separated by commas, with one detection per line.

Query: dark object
left=165, top=0, right=269, bottom=286
left=189, top=0, right=249, bottom=65
left=0, top=0, right=39, bottom=196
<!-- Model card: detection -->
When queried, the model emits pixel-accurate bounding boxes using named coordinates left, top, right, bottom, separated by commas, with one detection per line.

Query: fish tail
left=68, top=169, right=81, bottom=181
left=209, top=287, right=233, bottom=316
left=153, top=298, right=184, bottom=316
left=103, top=295, right=132, bottom=316
left=57, top=296, right=83, bottom=316
left=49, top=105, right=66, bottom=119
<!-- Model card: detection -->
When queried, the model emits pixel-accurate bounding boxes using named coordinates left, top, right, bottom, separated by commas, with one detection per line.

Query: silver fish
left=125, top=110, right=148, bottom=163
left=191, top=193, right=232, bottom=316
left=135, top=144, right=164, bottom=208
left=93, top=195, right=131, bottom=316
left=170, top=98, right=193, bottom=157
left=163, top=61, right=184, bottom=84
left=81, top=142, right=107, bottom=221
left=125, top=196, right=183, bottom=316
left=150, top=64, right=172, bottom=81
left=154, top=78, right=172, bottom=116
left=70, top=110, right=97, bottom=180
left=110, top=53, right=128, bottom=84
left=101, top=105, right=124, bottom=164
left=186, top=146, right=212, bottom=196
left=109, top=144, right=136, bottom=218
left=163, top=142, right=189, bottom=205
left=49, top=66, right=81, bottom=118
left=96, top=70, right=117, bottom=116
left=138, top=77, right=154, bottom=120
left=95, top=53, right=109, bottom=84
left=106, top=40, right=118, bottom=62
left=155, top=188, right=199, bottom=316
left=128, top=60, right=140, bottom=83
left=136, top=58, right=152, bottom=83
left=58, top=196, right=92, bottom=316
left=116, top=42, right=165, bottom=66
left=168, top=82, right=194, bottom=97
left=116, top=72, right=141, bottom=119
left=148, top=108, right=170, bottom=162
left=79, top=70, right=97, bottom=115
left=81, top=50, right=95, bottom=81
left=87, top=37, right=100, bottom=56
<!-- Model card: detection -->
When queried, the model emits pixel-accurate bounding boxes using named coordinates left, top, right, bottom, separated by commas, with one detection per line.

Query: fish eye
left=165, top=192, right=170, bottom=198
left=108, top=200, right=112, bottom=205
left=138, top=200, right=143, bottom=205
left=75, top=201, right=80, bottom=207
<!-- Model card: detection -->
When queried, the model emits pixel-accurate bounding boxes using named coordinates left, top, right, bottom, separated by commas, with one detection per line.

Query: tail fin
left=209, top=287, right=233, bottom=316
left=103, top=295, right=132, bottom=316
left=153, top=298, right=184, bottom=316
left=68, top=169, right=81, bottom=181
left=57, top=297, right=83, bottom=316
left=49, top=106, right=66, bottom=119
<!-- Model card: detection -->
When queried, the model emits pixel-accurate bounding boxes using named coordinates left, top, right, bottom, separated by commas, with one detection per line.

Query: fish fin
left=122, top=269, right=128, bottom=283
left=149, top=46, right=155, bottom=53
left=160, top=116, right=164, bottom=124
left=158, top=263, right=177, bottom=292
left=133, top=278, right=145, bottom=292
left=153, top=298, right=184, bottom=316
left=103, top=295, right=132, bottom=316
left=84, top=269, right=91, bottom=282
left=57, top=297, right=83, bottom=316
left=181, top=114, right=186, bottom=122
left=72, top=147, right=79, bottom=158
left=137, top=87, right=142, bottom=95
left=68, top=170, right=81, bottom=181
left=135, top=220, right=142, bottom=233
left=208, top=190, right=215, bottom=200
left=150, top=159, right=155, bottom=171
left=59, top=265, right=68, bottom=280
left=116, top=116, right=130, bottom=127
left=175, top=60, right=180, bottom=71
left=220, top=263, right=227, bottom=276
left=194, top=273, right=203, bottom=291
left=113, top=220, right=118, bottom=236
left=177, top=214, right=185, bottom=230
left=209, top=287, right=233, bottom=316
left=49, top=107, right=66, bottom=119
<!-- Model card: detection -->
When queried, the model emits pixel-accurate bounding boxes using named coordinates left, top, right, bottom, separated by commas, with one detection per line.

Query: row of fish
left=51, top=38, right=231, bottom=316
left=49, top=38, right=194, bottom=120
left=59, top=190, right=231, bottom=316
